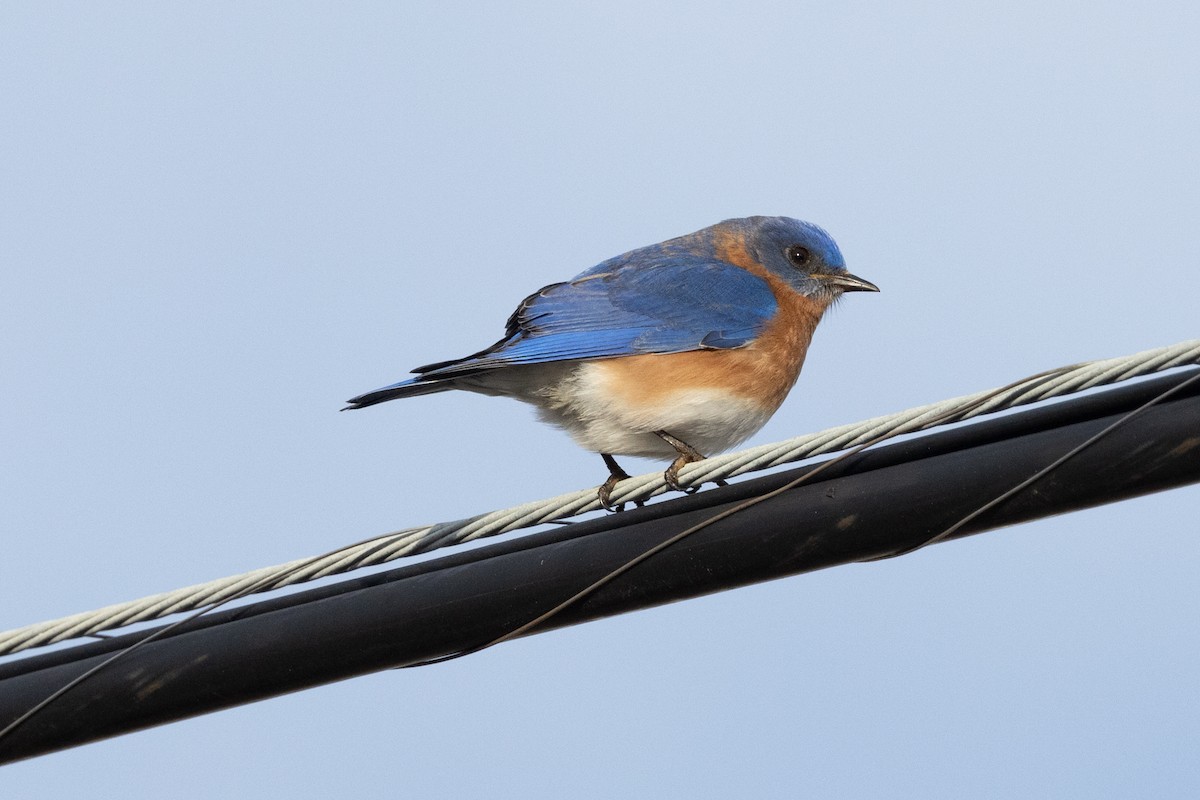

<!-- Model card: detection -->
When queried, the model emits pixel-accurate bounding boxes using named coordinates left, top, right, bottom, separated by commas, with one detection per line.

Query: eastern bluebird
left=346, top=216, right=878, bottom=508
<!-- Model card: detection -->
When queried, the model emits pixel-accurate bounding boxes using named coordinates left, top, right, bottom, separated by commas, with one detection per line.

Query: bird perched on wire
left=346, top=216, right=878, bottom=509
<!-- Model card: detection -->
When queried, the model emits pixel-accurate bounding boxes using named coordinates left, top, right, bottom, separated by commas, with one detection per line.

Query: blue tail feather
left=342, top=376, right=457, bottom=409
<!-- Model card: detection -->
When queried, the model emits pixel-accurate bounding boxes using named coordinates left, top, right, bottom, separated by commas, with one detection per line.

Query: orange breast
left=594, top=275, right=826, bottom=414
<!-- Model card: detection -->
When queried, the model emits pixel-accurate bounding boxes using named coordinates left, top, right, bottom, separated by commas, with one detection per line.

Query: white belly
left=460, top=360, right=775, bottom=459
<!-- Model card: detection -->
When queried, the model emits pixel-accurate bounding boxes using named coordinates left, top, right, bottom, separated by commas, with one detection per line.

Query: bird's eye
left=786, top=245, right=811, bottom=267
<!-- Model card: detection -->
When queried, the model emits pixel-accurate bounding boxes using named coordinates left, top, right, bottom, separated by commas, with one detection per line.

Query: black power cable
left=0, top=370, right=1197, bottom=764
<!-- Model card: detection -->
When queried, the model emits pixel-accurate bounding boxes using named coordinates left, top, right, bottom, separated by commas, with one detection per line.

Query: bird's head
left=712, top=216, right=879, bottom=303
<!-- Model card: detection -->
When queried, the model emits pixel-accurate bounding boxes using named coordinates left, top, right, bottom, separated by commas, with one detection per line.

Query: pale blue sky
left=3, top=2, right=1198, bottom=797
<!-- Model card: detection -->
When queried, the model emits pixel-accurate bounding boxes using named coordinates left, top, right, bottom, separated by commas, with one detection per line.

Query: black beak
left=824, top=272, right=879, bottom=293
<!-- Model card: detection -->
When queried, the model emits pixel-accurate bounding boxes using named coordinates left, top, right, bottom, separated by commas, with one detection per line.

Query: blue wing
left=345, top=258, right=777, bottom=407
left=424, top=259, right=776, bottom=371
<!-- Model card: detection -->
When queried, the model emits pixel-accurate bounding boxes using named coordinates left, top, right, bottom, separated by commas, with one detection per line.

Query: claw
left=655, top=430, right=708, bottom=495
left=598, top=453, right=643, bottom=512
left=597, top=473, right=626, bottom=512
left=663, top=457, right=693, bottom=493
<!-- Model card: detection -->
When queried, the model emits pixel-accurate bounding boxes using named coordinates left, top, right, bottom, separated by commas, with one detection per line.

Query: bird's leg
left=653, top=430, right=728, bottom=494
left=598, top=453, right=641, bottom=512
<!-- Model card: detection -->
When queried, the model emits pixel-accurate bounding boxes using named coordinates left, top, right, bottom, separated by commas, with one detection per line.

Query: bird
left=345, top=216, right=878, bottom=509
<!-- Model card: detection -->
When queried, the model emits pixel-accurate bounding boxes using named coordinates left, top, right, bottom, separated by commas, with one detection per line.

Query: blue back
left=411, top=257, right=777, bottom=378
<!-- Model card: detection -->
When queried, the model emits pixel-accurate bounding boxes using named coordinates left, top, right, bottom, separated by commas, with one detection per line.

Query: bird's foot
left=655, top=430, right=709, bottom=495
left=598, top=453, right=645, bottom=512
left=597, top=473, right=626, bottom=512
left=663, top=457, right=700, bottom=494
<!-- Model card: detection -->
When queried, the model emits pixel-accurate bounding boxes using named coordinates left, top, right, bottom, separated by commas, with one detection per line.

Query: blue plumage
left=348, top=258, right=777, bottom=406
left=346, top=216, right=875, bottom=410
left=432, top=260, right=775, bottom=370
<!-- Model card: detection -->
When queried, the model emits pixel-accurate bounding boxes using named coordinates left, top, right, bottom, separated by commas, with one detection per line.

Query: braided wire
left=2, top=339, right=1197, bottom=657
